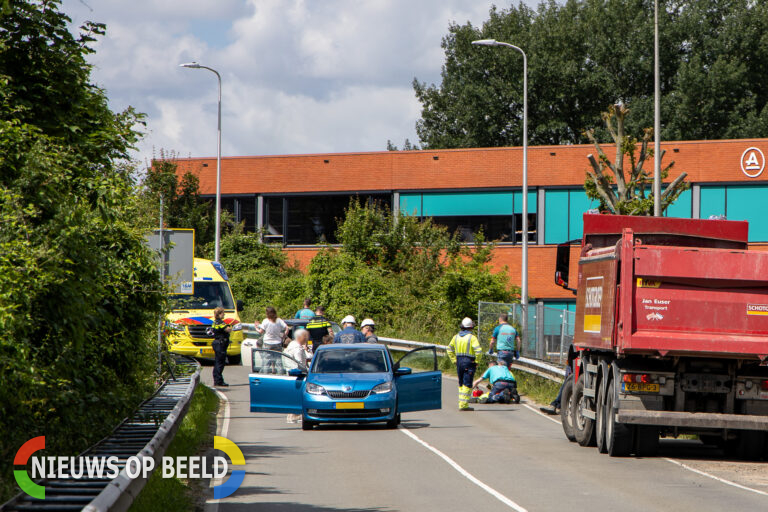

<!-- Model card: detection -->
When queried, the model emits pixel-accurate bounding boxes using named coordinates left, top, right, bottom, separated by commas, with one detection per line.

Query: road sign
left=145, top=229, right=194, bottom=294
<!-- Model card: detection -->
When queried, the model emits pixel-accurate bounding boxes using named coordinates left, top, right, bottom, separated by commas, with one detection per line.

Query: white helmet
left=461, top=317, right=474, bottom=328
left=360, top=318, right=375, bottom=328
left=341, top=315, right=357, bottom=325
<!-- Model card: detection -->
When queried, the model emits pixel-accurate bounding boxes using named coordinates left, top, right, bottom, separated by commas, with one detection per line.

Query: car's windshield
left=312, top=349, right=389, bottom=373
left=171, top=282, right=234, bottom=310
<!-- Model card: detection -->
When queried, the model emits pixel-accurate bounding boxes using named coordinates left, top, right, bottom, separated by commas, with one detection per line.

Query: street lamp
left=653, top=0, right=661, bottom=216
left=471, top=38, right=529, bottom=345
left=180, top=61, right=223, bottom=261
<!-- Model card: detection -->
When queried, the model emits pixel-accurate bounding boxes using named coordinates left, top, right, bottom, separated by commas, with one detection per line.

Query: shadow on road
left=657, top=438, right=766, bottom=464
left=222, top=503, right=394, bottom=512
left=237, top=441, right=301, bottom=460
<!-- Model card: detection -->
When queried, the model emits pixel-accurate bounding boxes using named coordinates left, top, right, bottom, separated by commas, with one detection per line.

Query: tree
left=0, top=1, right=163, bottom=498
left=584, top=103, right=688, bottom=215
left=413, top=0, right=768, bottom=149
left=140, top=152, right=218, bottom=254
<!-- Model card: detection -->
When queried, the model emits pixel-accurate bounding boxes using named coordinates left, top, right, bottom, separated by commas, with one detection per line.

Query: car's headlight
left=306, top=382, right=326, bottom=395
left=371, top=382, right=393, bottom=394
left=231, top=323, right=243, bottom=331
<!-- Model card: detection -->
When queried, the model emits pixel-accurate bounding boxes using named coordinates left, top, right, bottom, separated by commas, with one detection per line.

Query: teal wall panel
left=545, top=190, right=569, bottom=244
left=513, top=190, right=538, bottom=213
left=665, top=187, right=692, bottom=218
left=568, top=190, right=597, bottom=240
left=699, top=186, right=726, bottom=219
left=399, top=193, right=421, bottom=216
left=422, top=191, right=514, bottom=216
left=726, top=185, right=768, bottom=242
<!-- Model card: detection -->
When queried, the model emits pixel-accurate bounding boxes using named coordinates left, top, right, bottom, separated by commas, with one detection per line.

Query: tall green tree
left=0, top=1, right=163, bottom=498
left=140, top=153, right=217, bottom=254
left=414, top=0, right=768, bottom=149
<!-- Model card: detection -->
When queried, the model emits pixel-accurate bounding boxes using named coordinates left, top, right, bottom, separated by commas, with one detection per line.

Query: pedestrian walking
left=256, top=306, right=288, bottom=373
left=210, top=306, right=232, bottom=387
left=489, top=313, right=520, bottom=365
left=295, top=298, right=314, bottom=320
left=447, top=317, right=483, bottom=411
left=360, top=318, right=378, bottom=343
left=334, top=315, right=366, bottom=344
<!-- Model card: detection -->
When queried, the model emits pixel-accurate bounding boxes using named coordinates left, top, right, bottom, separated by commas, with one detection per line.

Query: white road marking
left=205, top=387, right=231, bottom=512
left=663, top=458, right=768, bottom=497
left=522, top=403, right=561, bottom=425
left=399, top=427, right=528, bottom=512
left=521, top=400, right=768, bottom=498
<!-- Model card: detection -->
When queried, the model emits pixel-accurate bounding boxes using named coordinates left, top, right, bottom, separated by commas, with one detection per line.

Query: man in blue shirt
left=489, top=313, right=520, bottom=365
left=334, top=315, right=366, bottom=344
left=473, top=359, right=520, bottom=404
left=295, top=298, right=314, bottom=320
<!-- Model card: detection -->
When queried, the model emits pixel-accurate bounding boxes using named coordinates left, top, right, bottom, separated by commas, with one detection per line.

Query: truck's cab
left=166, top=258, right=244, bottom=364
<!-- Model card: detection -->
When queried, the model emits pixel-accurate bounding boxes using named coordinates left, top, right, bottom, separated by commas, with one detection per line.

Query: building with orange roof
left=176, top=139, right=768, bottom=312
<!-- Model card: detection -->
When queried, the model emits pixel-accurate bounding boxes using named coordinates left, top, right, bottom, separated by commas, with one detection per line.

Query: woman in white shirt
left=284, top=329, right=310, bottom=424
left=255, top=306, right=288, bottom=374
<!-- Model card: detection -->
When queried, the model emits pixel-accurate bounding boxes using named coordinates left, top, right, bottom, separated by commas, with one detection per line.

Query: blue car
left=249, top=344, right=442, bottom=429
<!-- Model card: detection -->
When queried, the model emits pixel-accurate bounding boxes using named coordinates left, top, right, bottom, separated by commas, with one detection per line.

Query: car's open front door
left=249, top=349, right=306, bottom=413
left=394, top=346, right=442, bottom=412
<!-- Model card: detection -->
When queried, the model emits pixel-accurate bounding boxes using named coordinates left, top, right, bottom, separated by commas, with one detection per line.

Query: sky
left=60, top=0, right=539, bottom=165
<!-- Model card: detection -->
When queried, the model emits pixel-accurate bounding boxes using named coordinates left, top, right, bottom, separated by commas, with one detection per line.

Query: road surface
left=202, top=364, right=767, bottom=511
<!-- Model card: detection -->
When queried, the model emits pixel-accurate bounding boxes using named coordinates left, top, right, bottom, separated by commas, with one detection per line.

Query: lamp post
left=653, top=0, right=661, bottom=216
left=180, top=62, right=223, bottom=261
left=471, top=38, right=529, bottom=345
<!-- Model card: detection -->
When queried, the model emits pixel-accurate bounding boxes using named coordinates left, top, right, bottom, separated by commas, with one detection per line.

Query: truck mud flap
left=617, top=410, right=768, bottom=430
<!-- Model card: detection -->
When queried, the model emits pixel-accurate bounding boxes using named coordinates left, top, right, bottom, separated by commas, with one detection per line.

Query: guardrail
left=2, top=355, right=201, bottom=512
left=378, top=336, right=566, bottom=383
left=240, top=325, right=566, bottom=383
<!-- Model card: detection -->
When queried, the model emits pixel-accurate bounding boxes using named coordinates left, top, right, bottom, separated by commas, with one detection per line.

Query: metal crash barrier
left=2, top=356, right=201, bottom=512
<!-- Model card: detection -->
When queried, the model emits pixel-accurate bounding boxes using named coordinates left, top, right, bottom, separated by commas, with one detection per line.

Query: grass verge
left=129, top=384, right=219, bottom=512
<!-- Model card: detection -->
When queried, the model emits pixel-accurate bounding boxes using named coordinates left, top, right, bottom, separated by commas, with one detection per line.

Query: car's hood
left=308, top=372, right=391, bottom=391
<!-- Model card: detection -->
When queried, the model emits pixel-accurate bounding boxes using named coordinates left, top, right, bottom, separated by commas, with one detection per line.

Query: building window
left=663, top=187, right=692, bottom=219
left=399, top=190, right=537, bottom=243
left=700, top=185, right=768, bottom=241
left=264, top=194, right=391, bottom=245
left=218, top=196, right=258, bottom=233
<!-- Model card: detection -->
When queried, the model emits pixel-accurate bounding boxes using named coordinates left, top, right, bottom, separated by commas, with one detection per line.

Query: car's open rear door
left=394, top=347, right=442, bottom=412
left=249, top=349, right=305, bottom=413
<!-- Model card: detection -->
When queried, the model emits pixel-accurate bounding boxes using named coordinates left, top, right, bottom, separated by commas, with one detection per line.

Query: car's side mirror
left=394, top=367, right=412, bottom=376
left=288, top=368, right=306, bottom=378
left=236, top=299, right=244, bottom=312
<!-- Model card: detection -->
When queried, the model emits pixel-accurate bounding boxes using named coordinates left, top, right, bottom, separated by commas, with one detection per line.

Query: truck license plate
left=622, top=383, right=659, bottom=393
left=335, top=402, right=364, bottom=409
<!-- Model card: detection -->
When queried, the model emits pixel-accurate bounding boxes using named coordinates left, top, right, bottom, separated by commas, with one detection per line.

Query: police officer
left=447, top=317, right=483, bottom=411
left=210, top=306, right=232, bottom=387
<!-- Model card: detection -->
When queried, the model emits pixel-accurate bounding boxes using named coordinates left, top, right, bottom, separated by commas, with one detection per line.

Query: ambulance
left=166, top=258, right=244, bottom=363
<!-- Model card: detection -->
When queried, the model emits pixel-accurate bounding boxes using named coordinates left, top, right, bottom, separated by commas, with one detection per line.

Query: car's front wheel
left=302, top=418, right=316, bottom=431
left=386, top=413, right=401, bottom=429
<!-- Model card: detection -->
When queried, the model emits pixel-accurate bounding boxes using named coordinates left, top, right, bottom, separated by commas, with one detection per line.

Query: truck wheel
left=560, top=375, right=576, bottom=442
left=228, top=354, right=242, bottom=365
left=606, top=378, right=633, bottom=457
left=572, top=375, right=596, bottom=447
left=635, top=426, right=659, bottom=457
left=595, top=381, right=607, bottom=453
left=737, top=430, right=765, bottom=460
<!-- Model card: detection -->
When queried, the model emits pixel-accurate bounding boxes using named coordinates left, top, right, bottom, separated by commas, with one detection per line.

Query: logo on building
left=740, top=147, right=765, bottom=178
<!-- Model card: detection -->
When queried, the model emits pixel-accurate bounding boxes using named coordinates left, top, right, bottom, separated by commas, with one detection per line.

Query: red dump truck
left=555, top=214, right=768, bottom=458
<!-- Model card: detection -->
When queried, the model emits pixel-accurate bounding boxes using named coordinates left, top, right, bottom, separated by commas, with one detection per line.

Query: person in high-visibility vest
left=447, top=317, right=484, bottom=411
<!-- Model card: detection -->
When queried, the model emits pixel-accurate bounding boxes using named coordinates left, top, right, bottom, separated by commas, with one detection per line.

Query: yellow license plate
left=623, top=382, right=660, bottom=393
left=334, top=402, right=365, bottom=409
left=199, top=348, right=213, bottom=356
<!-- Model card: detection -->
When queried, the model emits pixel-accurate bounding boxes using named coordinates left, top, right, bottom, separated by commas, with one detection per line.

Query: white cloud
left=60, top=0, right=537, bottom=163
